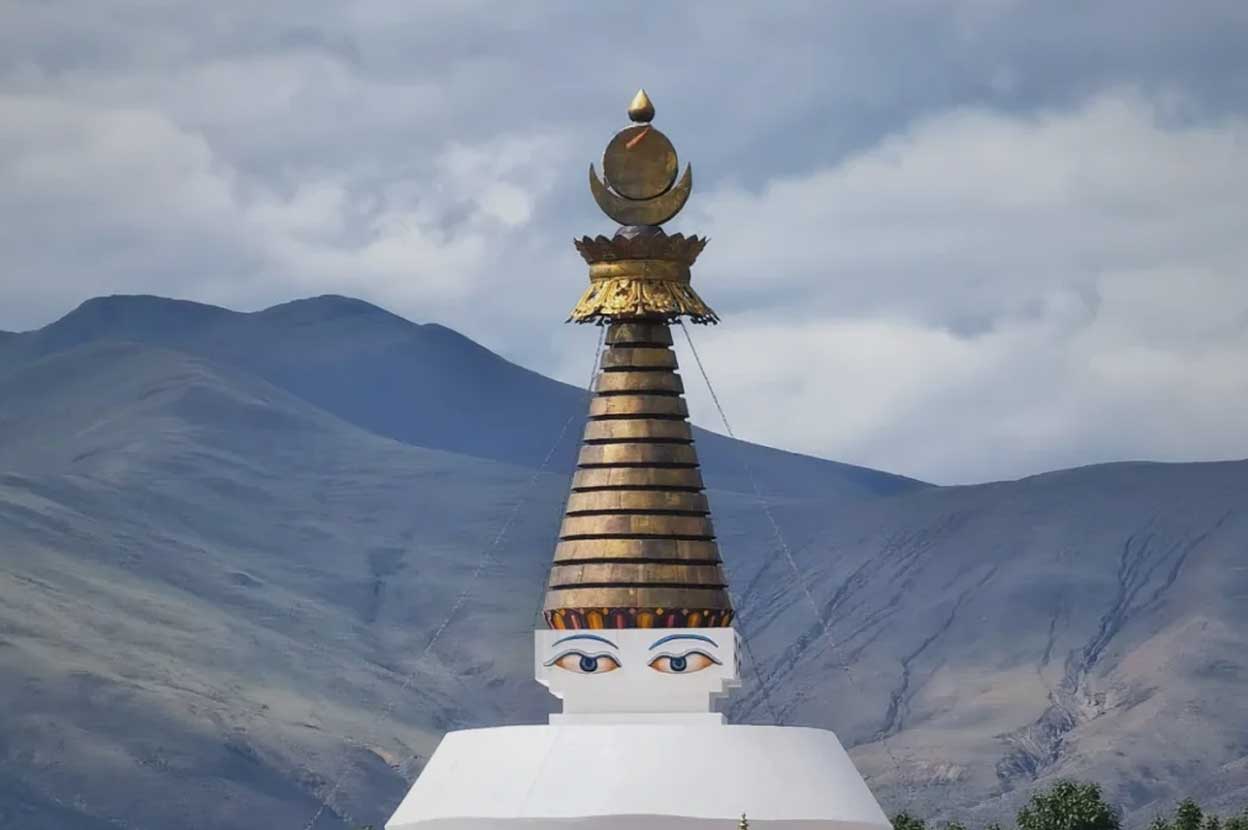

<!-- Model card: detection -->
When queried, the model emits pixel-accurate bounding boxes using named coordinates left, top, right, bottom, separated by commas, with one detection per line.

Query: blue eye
left=546, top=650, right=621, bottom=674
left=648, top=650, right=720, bottom=674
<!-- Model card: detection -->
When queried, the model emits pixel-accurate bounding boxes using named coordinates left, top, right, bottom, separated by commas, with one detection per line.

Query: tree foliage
left=893, top=812, right=927, bottom=830
left=1176, top=799, right=1206, bottom=830
left=890, top=785, right=1246, bottom=830
left=1017, top=780, right=1122, bottom=830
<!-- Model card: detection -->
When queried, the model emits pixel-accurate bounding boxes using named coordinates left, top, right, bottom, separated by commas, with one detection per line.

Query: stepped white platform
left=387, top=630, right=889, bottom=830
left=387, top=722, right=888, bottom=830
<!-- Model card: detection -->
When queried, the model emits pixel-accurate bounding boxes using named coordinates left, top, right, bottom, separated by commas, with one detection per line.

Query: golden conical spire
left=543, top=91, right=731, bottom=631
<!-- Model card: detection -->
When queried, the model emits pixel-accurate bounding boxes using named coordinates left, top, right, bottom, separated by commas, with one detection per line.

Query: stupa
left=386, top=90, right=891, bottom=830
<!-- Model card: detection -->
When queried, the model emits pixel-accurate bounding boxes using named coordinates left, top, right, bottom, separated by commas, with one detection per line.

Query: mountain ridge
left=0, top=295, right=1244, bottom=829
left=0, top=294, right=927, bottom=500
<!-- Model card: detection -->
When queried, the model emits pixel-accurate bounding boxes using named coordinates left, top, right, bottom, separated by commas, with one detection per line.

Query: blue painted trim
left=552, top=633, right=619, bottom=649
left=648, top=633, right=719, bottom=650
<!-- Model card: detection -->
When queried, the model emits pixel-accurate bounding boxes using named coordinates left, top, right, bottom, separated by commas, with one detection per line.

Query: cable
left=530, top=323, right=606, bottom=627
left=298, top=324, right=606, bottom=830
left=676, top=320, right=827, bottom=634
left=726, top=585, right=786, bottom=726
left=676, top=318, right=914, bottom=811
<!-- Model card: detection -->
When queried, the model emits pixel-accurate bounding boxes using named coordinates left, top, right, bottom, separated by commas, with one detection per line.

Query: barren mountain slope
left=0, top=302, right=1244, bottom=829
left=0, top=294, right=924, bottom=501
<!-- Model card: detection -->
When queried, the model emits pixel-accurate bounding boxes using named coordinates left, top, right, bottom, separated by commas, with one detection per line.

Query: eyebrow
left=649, top=634, right=719, bottom=650
left=552, top=634, right=619, bottom=649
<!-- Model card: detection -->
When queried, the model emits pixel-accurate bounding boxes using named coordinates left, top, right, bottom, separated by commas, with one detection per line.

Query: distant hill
left=0, top=296, right=1244, bottom=830
left=0, top=338, right=563, bottom=829
left=0, top=294, right=924, bottom=501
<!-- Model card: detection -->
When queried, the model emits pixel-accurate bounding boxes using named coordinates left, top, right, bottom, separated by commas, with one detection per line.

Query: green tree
left=1151, top=815, right=1174, bottom=830
left=1224, top=809, right=1248, bottom=830
left=892, top=813, right=927, bottom=830
left=1205, top=816, right=1222, bottom=830
left=1175, top=799, right=1205, bottom=830
left=1016, top=780, right=1121, bottom=830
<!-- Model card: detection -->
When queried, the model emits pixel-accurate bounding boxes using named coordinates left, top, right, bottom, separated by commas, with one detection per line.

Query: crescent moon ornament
left=590, top=162, right=692, bottom=226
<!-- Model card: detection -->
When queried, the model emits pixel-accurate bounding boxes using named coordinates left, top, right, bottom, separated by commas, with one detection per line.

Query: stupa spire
left=544, top=92, right=731, bottom=630
left=386, top=89, right=891, bottom=830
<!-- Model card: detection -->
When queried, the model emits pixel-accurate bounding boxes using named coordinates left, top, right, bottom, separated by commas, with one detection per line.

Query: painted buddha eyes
left=648, top=650, right=720, bottom=674
left=544, top=634, right=723, bottom=675
left=546, top=650, right=719, bottom=674
left=548, top=651, right=622, bottom=674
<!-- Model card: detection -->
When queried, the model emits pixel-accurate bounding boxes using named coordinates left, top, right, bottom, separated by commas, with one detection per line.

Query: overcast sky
left=2, top=1, right=1247, bottom=484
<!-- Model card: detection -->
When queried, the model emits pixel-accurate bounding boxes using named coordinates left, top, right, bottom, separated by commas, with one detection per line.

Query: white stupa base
left=386, top=723, right=890, bottom=830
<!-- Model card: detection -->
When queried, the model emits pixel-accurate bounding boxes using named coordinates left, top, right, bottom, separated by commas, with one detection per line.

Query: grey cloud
left=1, top=1, right=1246, bottom=482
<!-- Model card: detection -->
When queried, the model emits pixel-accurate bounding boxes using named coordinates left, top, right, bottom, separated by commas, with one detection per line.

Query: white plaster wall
left=386, top=724, right=891, bottom=830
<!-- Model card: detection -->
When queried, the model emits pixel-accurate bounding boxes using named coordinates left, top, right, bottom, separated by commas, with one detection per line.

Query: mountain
left=0, top=339, right=564, bottom=829
left=0, top=296, right=1245, bottom=829
left=0, top=295, right=923, bottom=501
left=727, top=461, right=1248, bottom=824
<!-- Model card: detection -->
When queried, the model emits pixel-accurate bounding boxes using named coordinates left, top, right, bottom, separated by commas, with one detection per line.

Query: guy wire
left=299, top=324, right=606, bottom=830
left=675, top=318, right=914, bottom=813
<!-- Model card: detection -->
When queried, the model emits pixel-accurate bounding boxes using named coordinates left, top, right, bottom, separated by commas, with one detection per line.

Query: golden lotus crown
left=574, top=232, right=707, bottom=266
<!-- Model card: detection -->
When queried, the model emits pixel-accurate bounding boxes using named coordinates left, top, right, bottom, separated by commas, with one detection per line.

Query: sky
left=2, top=1, right=1247, bottom=485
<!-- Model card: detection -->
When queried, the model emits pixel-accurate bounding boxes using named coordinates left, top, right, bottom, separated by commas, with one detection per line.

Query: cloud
left=0, top=86, right=574, bottom=324
left=1, top=2, right=1247, bottom=482
left=675, top=93, right=1248, bottom=482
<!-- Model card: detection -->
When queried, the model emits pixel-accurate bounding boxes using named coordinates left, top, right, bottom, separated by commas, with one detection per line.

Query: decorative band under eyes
left=545, top=607, right=734, bottom=630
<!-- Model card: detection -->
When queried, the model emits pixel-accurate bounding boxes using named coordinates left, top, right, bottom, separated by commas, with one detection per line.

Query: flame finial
left=628, top=88, right=655, bottom=123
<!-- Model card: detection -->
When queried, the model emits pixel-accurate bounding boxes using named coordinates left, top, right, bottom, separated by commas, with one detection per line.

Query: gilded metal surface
left=590, top=162, right=692, bottom=227
left=596, top=371, right=683, bottom=394
left=588, top=260, right=690, bottom=283
left=559, top=514, right=714, bottom=539
left=628, top=88, right=655, bottom=123
left=554, top=538, right=721, bottom=563
left=600, top=347, right=677, bottom=369
left=588, top=394, right=688, bottom=418
left=549, top=562, right=725, bottom=588
left=588, top=93, right=692, bottom=226
left=547, top=90, right=734, bottom=625
left=564, top=490, right=708, bottom=514
left=577, top=443, right=698, bottom=466
left=603, top=125, right=678, bottom=200
left=582, top=418, right=692, bottom=442
left=569, top=273, right=716, bottom=323
left=576, top=234, right=706, bottom=268
left=570, top=466, right=704, bottom=490
left=545, top=587, right=733, bottom=611
left=604, top=321, right=675, bottom=345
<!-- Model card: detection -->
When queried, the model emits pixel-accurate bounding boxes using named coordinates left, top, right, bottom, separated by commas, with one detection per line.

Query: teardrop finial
left=628, top=88, right=655, bottom=123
